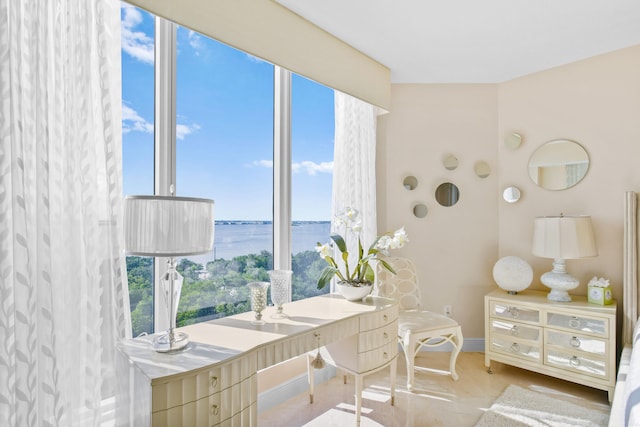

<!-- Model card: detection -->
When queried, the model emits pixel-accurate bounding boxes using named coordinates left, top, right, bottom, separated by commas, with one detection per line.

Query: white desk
left=116, top=294, right=398, bottom=426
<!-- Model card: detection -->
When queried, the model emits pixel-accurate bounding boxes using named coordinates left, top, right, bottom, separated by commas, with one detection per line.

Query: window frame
left=152, top=17, right=294, bottom=331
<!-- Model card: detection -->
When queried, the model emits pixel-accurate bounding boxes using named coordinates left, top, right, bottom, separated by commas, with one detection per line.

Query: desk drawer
left=151, top=376, right=254, bottom=427
left=359, top=305, right=398, bottom=332
left=491, top=319, right=540, bottom=341
left=359, top=322, right=397, bottom=352
left=358, top=340, right=397, bottom=373
left=546, top=330, right=607, bottom=357
left=545, top=350, right=608, bottom=380
left=152, top=356, right=256, bottom=412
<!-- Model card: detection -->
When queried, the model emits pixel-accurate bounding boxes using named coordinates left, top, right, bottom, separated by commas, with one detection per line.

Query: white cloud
left=122, top=105, right=200, bottom=140
left=176, top=123, right=201, bottom=140
left=251, top=160, right=273, bottom=168
left=293, top=161, right=334, bottom=175
left=188, top=31, right=204, bottom=55
left=121, top=4, right=154, bottom=64
left=122, top=104, right=153, bottom=134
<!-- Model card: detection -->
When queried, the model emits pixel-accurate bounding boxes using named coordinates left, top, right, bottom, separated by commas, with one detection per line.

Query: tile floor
left=259, top=352, right=612, bottom=426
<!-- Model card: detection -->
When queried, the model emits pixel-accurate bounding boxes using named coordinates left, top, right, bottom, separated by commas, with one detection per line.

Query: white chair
left=376, top=256, right=463, bottom=391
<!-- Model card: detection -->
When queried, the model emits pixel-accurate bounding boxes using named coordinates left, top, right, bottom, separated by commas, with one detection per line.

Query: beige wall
left=377, top=84, right=500, bottom=338
left=378, top=45, right=640, bottom=340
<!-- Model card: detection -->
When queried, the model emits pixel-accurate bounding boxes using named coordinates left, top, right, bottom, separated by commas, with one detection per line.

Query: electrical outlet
left=444, top=305, right=452, bottom=317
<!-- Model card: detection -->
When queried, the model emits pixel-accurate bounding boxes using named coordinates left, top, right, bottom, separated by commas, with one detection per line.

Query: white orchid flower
left=315, top=242, right=332, bottom=259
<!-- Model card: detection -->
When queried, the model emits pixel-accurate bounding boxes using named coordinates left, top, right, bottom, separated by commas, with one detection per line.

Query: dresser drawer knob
left=210, top=376, right=218, bottom=389
left=383, top=314, right=388, bottom=322
left=570, top=336, right=581, bottom=348
left=510, top=342, right=520, bottom=353
left=383, top=352, right=388, bottom=359
left=211, top=404, right=219, bottom=416
left=510, top=325, right=518, bottom=336
left=509, top=307, right=519, bottom=318
left=570, top=356, right=581, bottom=367
left=569, top=317, right=580, bottom=329
left=383, top=332, right=388, bottom=339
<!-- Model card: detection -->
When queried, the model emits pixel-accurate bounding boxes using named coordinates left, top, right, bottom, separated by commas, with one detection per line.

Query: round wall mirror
left=503, top=186, right=521, bottom=203
left=443, top=154, right=459, bottom=171
left=403, top=176, right=418, bottom=190
left=413, top=203, right=428, bottom=218
left=505, top=133, right=523, bottom=149
left=528, top=139, right=589, bottom=190
left=474, top=161, right=491, bottom=178
left=435, top=182, right=460, bottom=207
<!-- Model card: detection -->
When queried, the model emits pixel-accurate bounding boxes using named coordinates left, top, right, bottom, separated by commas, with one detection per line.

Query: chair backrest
left=375, top=257, right=421, bottom=310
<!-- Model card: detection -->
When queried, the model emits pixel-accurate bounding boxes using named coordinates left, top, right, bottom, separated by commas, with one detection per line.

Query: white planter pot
left=336, top=282, right=373, bottom=301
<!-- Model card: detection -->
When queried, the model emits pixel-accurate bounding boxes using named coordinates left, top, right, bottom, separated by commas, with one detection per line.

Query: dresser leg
left=390, top=357, right=397, bottom=406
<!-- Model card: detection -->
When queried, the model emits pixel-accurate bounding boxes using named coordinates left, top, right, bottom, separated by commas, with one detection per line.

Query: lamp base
left=153, top=330, right=189, bottom=353
left=540, top=258, right=580, bottom=302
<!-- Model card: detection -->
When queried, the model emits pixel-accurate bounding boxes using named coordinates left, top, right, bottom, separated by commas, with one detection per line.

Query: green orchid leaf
left=330, top=234, right=347, bottom=253
left=377, top=259, right=397, bottom=275
left=364, top=264, right=375, bottom=283
left=317, top=266, right=338, bottom=289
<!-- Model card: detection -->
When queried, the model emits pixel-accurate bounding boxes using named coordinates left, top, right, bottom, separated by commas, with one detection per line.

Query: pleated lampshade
left=124, top=195, right=214, bottom=257
left=532, top=215, right=597, bottom=260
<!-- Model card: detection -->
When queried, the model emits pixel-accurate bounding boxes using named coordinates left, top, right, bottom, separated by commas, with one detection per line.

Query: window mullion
left=273, top=66, right=292, bottom=273
left=153, top=16, right=177, bottom=334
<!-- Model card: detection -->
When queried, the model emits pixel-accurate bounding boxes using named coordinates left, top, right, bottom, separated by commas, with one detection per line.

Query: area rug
left=474, top=384, right=610, bottom=427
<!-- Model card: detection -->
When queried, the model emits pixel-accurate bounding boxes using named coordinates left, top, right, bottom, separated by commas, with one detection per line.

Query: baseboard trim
left=257, top=339, right=485, bottom=412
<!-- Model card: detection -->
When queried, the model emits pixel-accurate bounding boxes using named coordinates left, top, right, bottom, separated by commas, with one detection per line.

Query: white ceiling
left=275, top=0, right=640, bottom=83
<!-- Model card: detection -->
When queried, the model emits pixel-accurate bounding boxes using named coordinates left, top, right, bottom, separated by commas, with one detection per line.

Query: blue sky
left=120, top=4, right=334, bottom=221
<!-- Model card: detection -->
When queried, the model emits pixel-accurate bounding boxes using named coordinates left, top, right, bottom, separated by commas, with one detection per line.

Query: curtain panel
left=331, top=91, right=378, bottom=285
left=0, top=0, right=130, bottom=425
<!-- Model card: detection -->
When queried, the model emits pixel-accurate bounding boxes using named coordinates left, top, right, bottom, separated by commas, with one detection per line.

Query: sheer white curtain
left=332, top=91, right=378, bottom=280
left=0, top=1, right=130, bottom=426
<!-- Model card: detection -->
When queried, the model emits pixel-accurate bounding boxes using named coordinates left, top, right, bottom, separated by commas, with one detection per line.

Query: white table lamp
left=532, top=215, right=597, bottom=302
left=124, top=195, right=214, bottom=352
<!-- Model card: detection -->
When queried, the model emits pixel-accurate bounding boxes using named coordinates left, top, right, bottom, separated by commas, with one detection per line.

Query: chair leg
left=401, top=340, right=416, bottom=392
left=449, top=327, right=464, bottom=381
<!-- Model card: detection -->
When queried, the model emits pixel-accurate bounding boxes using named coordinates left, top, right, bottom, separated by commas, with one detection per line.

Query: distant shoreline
left=215, top=220, right=330, bottom=225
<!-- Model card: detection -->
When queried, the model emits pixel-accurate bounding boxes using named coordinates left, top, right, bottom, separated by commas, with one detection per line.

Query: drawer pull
left=510, top=342, right=520, bottom=353
left=510, top=325, right=518, bottom=336
left=570, top=336, right=581, bottom=348
left=211, top=404, right=219, bottom=416
left=569, top=317, right=580, bottom=329
left=210, top=376, right=218, bottom=389
left=383, top=352, right=388, bottom=359
left=509, top=307, right=519, bottom=318
left=570, top=356, right=581, bottom=367
left=383, top=332, right=388, bottom=339
left=383, top=314, right=388, bottom=322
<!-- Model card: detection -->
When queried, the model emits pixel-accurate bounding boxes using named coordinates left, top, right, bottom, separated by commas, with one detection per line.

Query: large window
left=121, top=3, right=332, bottom=337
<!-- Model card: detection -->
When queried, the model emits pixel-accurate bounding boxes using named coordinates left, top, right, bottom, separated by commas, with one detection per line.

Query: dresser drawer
left=491, top=319, right=541, bottom=341
left=545, top=312, right=608, bottom=337
left=490, top=335, right=541, bottom=363
left=545, top=330, right=607, bottom=357
left=545, top=350, right=608, bottom=379
left=359, top=305, right=398, bottom=332
left=491, top=301, right=540, bottom=324
left=357, top=340, right=397, bottom=373
left=359, top=321, right=397, bottom=352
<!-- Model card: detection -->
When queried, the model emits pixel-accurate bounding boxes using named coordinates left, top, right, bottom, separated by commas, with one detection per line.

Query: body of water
left=187, top=221, right=331, bottom=266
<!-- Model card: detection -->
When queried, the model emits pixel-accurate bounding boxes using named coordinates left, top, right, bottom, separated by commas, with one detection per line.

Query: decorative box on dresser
left=484, top=289, right=617, bottom=401
left=116, top=294, right=397, bottom=426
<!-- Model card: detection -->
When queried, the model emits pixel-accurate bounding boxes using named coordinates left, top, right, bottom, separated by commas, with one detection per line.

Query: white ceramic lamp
left=532, top=215, right=597, bottom=302
left=492, top=256, right=533, bottom=294
left=124, top=195, right=214, bottom=352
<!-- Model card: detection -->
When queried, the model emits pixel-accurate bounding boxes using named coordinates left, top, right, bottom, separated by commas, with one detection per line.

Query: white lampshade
left=124, top=195, right=214, bottom=257
left=532, top=215, right=597, bottom=260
